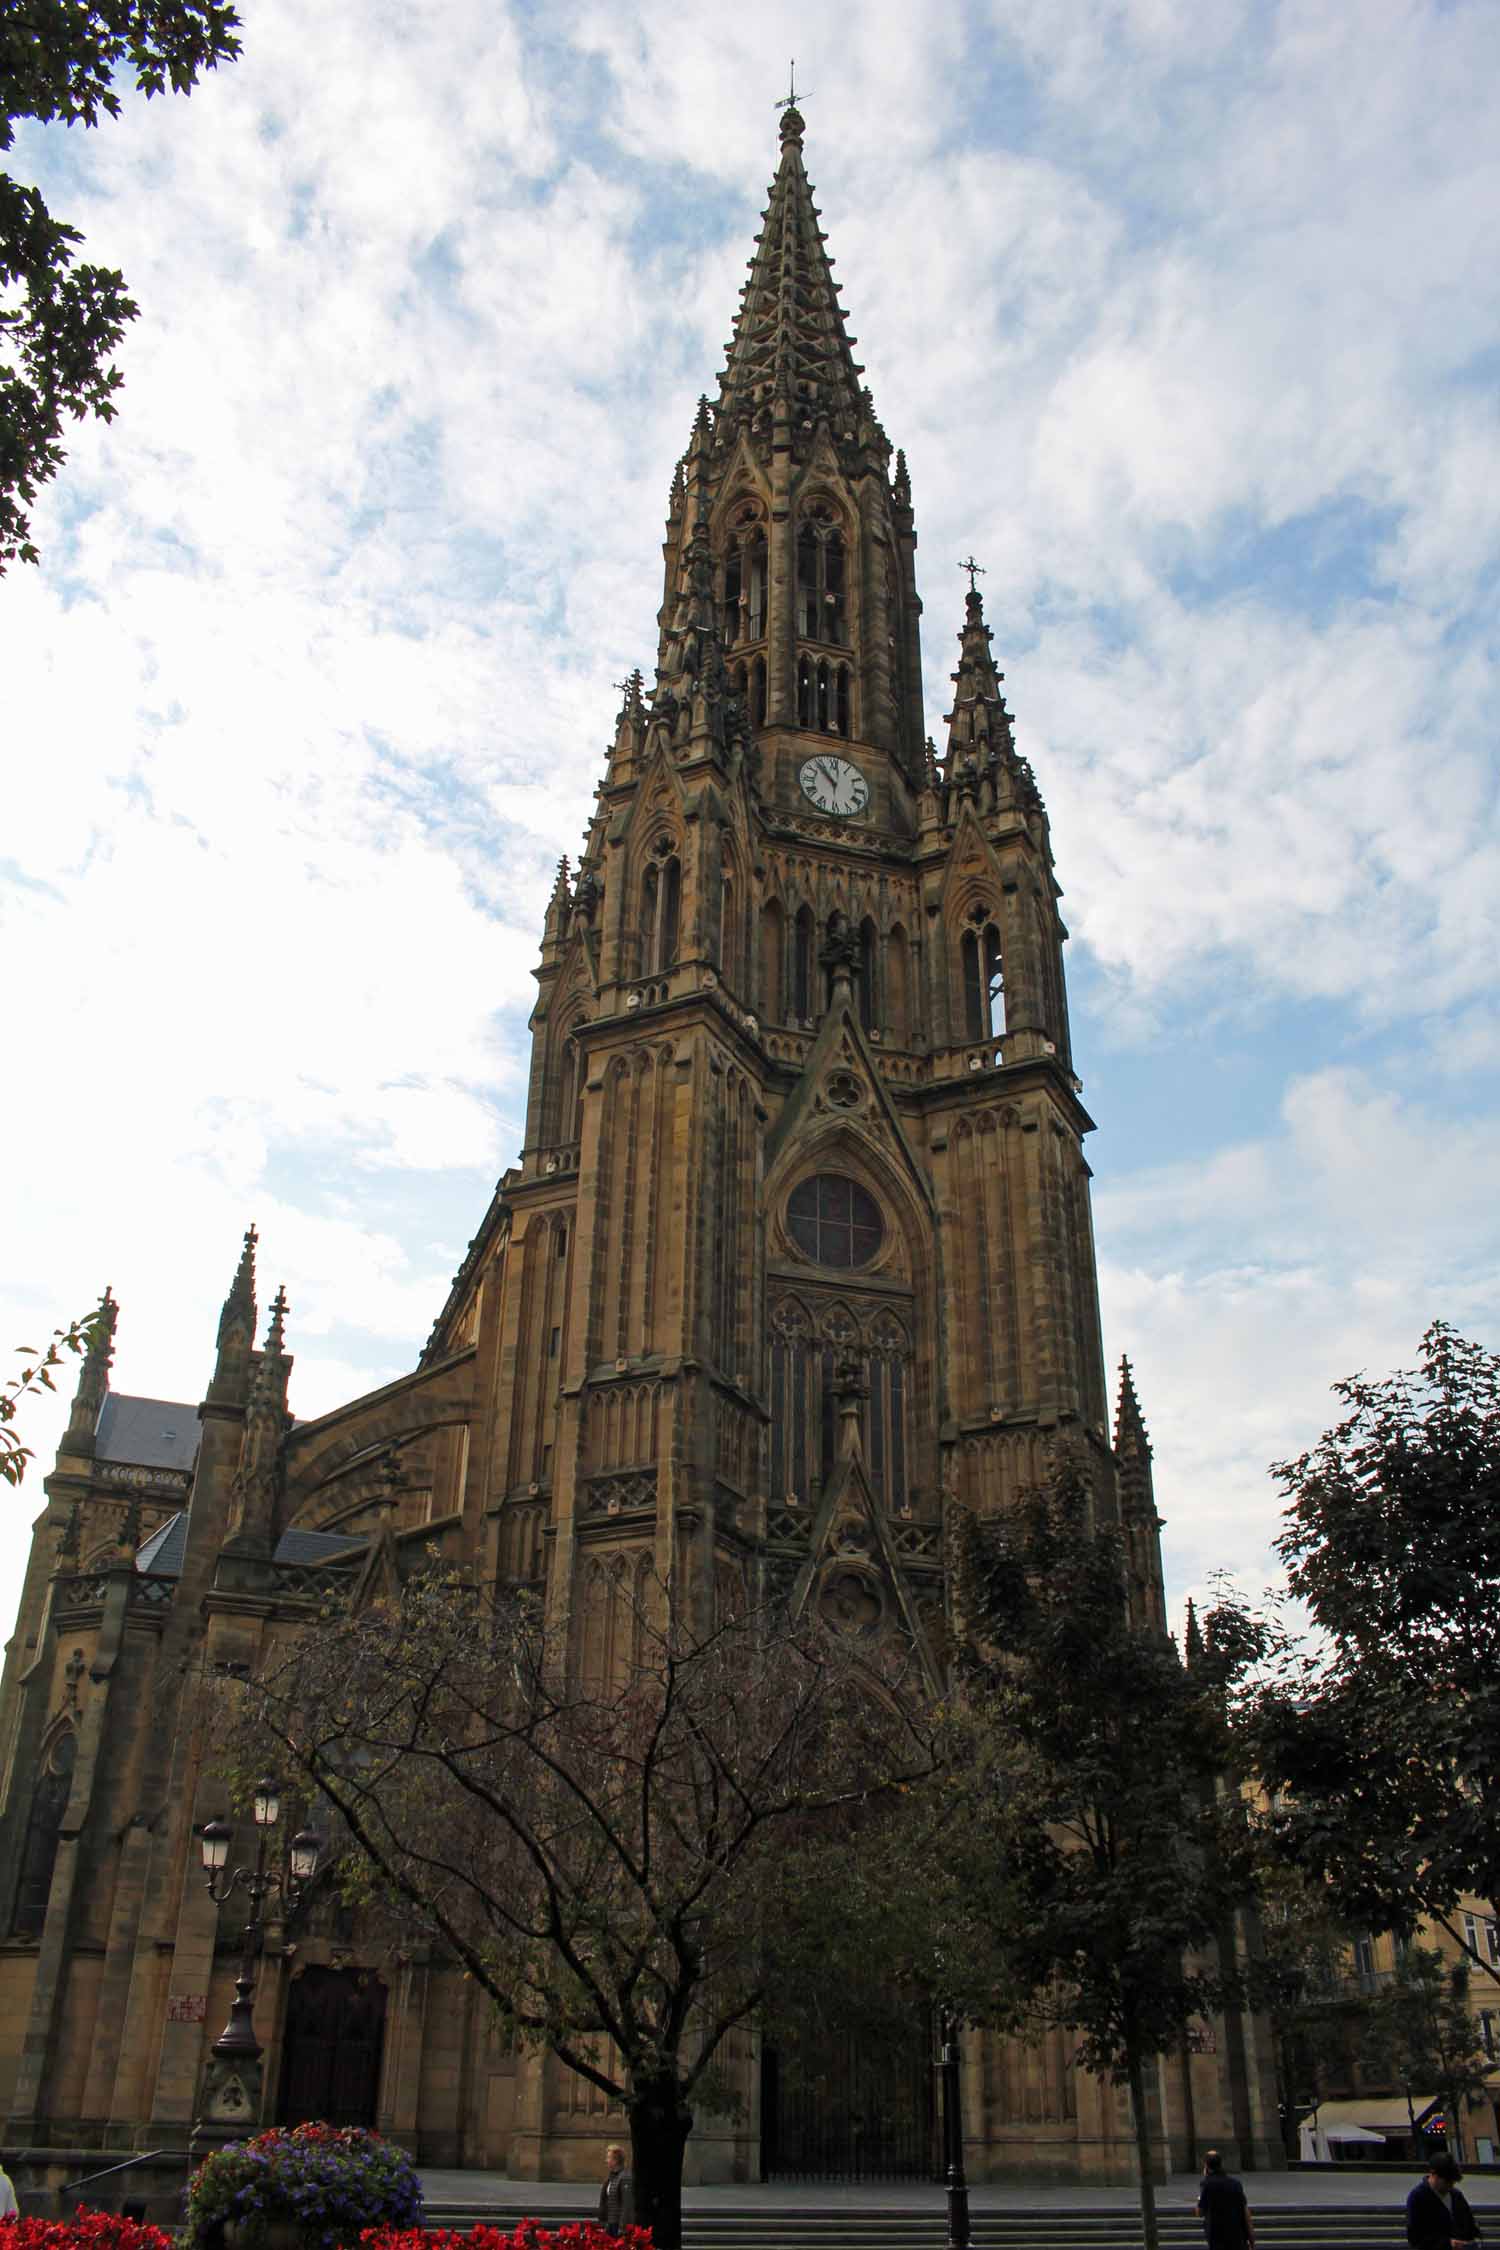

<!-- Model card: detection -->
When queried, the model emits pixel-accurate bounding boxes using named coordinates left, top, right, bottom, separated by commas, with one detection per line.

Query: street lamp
left=198, top=1783, right=322, bottom=2073
left=937, top=2005, right=972, bottom=2250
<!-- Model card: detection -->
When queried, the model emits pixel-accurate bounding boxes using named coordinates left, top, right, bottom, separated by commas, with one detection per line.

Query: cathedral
left=0, top=105, right=1280, bottom=2193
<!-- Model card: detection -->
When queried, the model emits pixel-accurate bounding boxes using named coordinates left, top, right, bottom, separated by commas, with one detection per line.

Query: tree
left=1, top=0, right=242, bottom=570
left=226, top=1566, right=941, bottom=2250
left=1359, top=1947, right=1492, bottom=2161
left=1, top=1306, right=109, bottom=1486
left=1252, top=1323, right=1500, bottom=1989
left=1255, top=1860, right=1373, bottom=2159
left=938, top=1470, right=1263, bottom=2250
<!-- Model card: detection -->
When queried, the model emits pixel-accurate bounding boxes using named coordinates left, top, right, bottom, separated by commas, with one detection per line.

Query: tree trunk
left=628, top=2069, right=694, bottom=2250
left=1124, top=2039, right=1161, bottom=2250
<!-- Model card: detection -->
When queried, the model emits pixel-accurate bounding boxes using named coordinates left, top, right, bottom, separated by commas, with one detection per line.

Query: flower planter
left=185, top=2126, right=422, bottom=2250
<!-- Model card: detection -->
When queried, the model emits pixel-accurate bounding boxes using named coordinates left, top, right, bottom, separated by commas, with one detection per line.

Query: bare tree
left=225, top=1566, right=941, bottom=2250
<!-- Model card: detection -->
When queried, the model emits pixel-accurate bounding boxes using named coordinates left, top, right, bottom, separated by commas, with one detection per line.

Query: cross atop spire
left=776, top=60, right=808, bottom=113
left=959, top=555, right=987, bottom=596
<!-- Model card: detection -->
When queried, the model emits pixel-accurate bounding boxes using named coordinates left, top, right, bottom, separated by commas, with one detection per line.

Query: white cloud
left=3, top=0, right=1498, bottom=1654
left=1098, top=1066, right=1500, bottom=1606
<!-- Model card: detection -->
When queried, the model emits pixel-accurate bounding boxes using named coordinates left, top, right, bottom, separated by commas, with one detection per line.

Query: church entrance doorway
left=760, top=2010, right=937, bottom=2180
left=278, top=1966, right=387, bottom=2128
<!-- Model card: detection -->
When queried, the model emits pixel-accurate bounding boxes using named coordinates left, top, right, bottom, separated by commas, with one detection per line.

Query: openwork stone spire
left=716, top=104, right=868, bottom=434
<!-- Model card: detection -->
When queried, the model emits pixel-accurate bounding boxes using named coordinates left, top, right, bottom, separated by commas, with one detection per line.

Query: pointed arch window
left=12, top=1730, right=75, bottom=1936
left=642, top=851, right=682, bottom=977
left=797, top=504, right=846, bottom=645
left=770, top=1297, right=911, bottom=1512
left=720, top=856, right=742, bottom=994
left=721, top=509, right=767, bottom=649
left=857, top=918, right=877, bottom=1033
left=722, top=546, right=742, bottom=645
left=887, top=923, right=911, bottom=1046
left=759, top=899, right=785, bottom=1022
left=961, top=913, right=1004, bottom=1043
left=792, top=905, right=815, bottom=1020
left=797, top=656, right=814, bottom=730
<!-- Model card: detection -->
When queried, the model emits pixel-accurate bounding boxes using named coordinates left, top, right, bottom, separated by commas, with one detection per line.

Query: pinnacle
left=716, top=109, right=871, bottom=436
left=266, top=1285, right=289, bottom=1355
left=217, top=1223, right=258, bottom=1347
left=1114, top=1355, right=1151, bottom=1456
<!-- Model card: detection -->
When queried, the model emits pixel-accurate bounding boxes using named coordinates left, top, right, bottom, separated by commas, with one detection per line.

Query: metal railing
left=58, top=2150, right=170, bottom=2209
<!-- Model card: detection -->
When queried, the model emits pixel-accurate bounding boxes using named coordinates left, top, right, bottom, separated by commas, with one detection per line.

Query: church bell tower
left=0, top=101, right=1283, bottom=2193
left=482, top=98, right=1167, bottom=1669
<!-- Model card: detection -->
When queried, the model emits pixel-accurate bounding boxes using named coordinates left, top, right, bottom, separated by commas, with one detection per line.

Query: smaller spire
left=217, top=1225, right=258, bottom=1350
left=1114, top=1355, right=1151, bottom=1458
left=265, top=1285, right=289, bottom=1357
left=63, top=1285, right=117, bottom=1453
left=1183, top=1597, right=1204, bottom=1665
left=893, top=448, right=912, bottom=512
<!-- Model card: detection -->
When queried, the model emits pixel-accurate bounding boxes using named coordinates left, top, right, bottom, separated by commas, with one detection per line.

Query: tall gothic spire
left=716, top=103, right=868, bottom=436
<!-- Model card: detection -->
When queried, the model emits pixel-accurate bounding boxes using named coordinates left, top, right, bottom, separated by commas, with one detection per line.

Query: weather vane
left=776, top=61, right=809, bottom=111
left=959, top=555, right=987, bottom=594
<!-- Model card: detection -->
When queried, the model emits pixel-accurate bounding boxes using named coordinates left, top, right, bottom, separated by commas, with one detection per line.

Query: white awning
left=1303, top=2096, right=1439, bottom=2133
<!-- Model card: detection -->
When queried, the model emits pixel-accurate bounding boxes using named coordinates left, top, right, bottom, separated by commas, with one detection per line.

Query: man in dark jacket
left=598, top=2143, right=634, bottom=2237
left=1407, top=2153, right=1482, bottom=2250
left=1198, top=2150, right=1255, bottom=2250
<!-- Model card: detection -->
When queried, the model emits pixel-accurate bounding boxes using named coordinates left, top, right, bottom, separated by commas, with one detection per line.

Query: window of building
left=797, top=504, right=846, bottom=644
left=12, top=1731, right=75, bottom=1937
left=786, top=1175, right=883, bottom=1269
left=721, top=512, right=767, bottom=647
left=641, top=852, right=682, bottom=976
left=961, top=914, right=1004, bottom=1043
left=858, top=919, right=877, bottom=1032
left=793, top=906, right=815, bottom=1020
left=769, top=1300, right=911, bottom=1513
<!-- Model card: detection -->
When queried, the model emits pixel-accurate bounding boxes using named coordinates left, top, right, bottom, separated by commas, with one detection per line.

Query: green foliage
left=1358, top=1947, right=1492, bottom=2161
left=1251, top=1323, right=1500, bottom=1980
left=1, top=1307, right=108, bottom=1487
left=938, top=1467, right=1265, bottom=2250
left=1, top=0, right=242, bottom=569
left=1254, top=1858, right=1374, bottom=2146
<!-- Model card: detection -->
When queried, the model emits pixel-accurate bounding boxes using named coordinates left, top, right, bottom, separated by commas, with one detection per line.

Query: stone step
left=422, top=2204, right=1433, bottom=2246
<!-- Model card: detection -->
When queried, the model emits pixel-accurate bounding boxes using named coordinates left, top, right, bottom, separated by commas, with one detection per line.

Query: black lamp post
left=938, top=2005, right=972, bottom=2250
left=191, top=1780, right=321, bottom=2143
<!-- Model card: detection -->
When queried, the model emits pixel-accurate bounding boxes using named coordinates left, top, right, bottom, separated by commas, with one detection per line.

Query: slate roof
left=272, top=1527, right=367, bottom=1566
left=95, top=1395, right=200, bottom=1473
left=135, top=1512, right=188, bottom=1576
left=133, top=1516, right=367, bottom=1579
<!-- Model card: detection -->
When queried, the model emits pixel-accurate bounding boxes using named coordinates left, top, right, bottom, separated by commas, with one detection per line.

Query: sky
left=4, top=0, right=1498, bottom=1643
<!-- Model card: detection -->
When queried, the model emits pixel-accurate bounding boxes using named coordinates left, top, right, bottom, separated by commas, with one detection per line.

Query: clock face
left=798, top=754, right=870, bottom=819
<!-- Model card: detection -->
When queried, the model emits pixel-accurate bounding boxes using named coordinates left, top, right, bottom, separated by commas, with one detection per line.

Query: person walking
left=598, top=2142, right=634, bottom=2238
left=1407, top=2152, right=1482, bottom=2250
left=1198, top=2150, right=1255, bottom=2250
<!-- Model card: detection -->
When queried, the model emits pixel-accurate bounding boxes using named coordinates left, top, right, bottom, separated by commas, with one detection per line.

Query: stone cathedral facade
left=0, top=108, right=1280, bottom=2188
